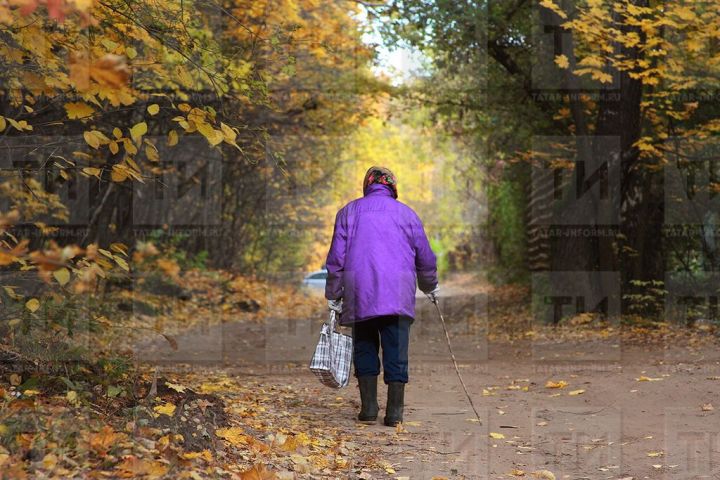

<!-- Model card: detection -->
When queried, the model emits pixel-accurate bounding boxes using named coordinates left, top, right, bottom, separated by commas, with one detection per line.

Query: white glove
left=425, top=285, right=440, bottom=303
left=328, top=298, right=343, bottom=314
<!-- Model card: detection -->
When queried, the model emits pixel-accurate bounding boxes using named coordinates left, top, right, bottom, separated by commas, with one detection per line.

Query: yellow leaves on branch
left=144, top=140, right=159, bottom=162
left=634, top=136, right=662, bottom=158
left=0, top=210, right=19, bottom=233
left=130, top=121, right=148, bottom=143
left=0, top=116, right=32, bottom=132
left=195, top=121, right=223, bottom=146
left=64, top=102, right=95, bottom=120
left=69, top=52, right=130, bottom=90
left=670, top=5, right=697, bottom=23
left=30, top=242, right=83, bottom=273
left=83, top=130, right=110, bottom=149
left=0, top=244, right=26, bottom=266
left=554, top=54, right=569, bottom=69
left=539, top=0, right=567, bottom=19
left=82, top=167, right=101, bottom=178
left=12, top=0, right=95, bottom=23
left=167, top=130, right=179, bottom=146
left=69, top=53, right=132, bottom=106
left=573, top=68, right=614, bottom=84
left=173, top=106, right=242, bottom=149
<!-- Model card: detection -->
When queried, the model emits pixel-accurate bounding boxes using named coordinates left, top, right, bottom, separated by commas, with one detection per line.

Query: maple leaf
left=165, top=382, right=187, bottom=393
left=239, top=464, right=278, bottom=480
left=70, top=52, right=130, bottom=91
left=116, top=456, right=168, bottom=479
left=64, top=102, right=95, bottom=120
left=88, top=426, right=124, bottom=457
left=554, top=54, right=570, bottom=69
left=215, top=427, right=247, bottom=446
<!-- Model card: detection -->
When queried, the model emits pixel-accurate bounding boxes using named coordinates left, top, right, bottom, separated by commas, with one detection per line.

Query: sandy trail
left=136, top=285, right=720, bottom=479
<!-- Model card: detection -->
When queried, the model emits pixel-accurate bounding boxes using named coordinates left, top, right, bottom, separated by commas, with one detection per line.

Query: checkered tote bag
left=309, top=310, right=352, bottom=388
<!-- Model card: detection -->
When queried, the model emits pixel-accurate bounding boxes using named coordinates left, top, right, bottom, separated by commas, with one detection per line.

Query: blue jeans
left=352, top=315, right=412, bottom=383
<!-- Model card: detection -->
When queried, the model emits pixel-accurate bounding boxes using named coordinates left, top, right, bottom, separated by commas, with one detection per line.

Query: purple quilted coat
left=324, top=183, right=438, bottom=325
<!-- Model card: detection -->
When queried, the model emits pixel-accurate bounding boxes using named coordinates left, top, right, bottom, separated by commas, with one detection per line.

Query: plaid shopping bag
left=309, top=310, right=352, bottom=388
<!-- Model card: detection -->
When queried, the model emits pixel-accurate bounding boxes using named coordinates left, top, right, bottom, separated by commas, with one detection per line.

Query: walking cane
left=430, top=297, right=483, bottom=425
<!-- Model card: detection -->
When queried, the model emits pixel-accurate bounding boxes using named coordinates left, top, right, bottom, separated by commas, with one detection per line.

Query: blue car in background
left=302, top=268, right=328, bottom=290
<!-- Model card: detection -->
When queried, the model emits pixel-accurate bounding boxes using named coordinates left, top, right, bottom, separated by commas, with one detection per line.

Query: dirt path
left=135, top=291, right=720, bottom=479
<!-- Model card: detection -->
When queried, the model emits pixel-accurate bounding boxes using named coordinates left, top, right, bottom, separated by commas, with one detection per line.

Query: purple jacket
left=324, top=183, right=438, bottom=324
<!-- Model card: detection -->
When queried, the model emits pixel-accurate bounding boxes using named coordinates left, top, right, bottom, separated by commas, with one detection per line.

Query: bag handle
left=328, top=309, right=338, bottom=332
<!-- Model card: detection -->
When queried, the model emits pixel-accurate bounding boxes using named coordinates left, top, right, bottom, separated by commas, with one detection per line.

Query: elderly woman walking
left=324, top=166, right=439, bottom=426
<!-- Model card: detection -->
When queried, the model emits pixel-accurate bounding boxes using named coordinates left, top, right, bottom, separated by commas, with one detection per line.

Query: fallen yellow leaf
left=25, top=298, right=40, bottom=313
left=531, top=470, right=556, bottom=480
left=239, top=463, right=278, bottom=480
left=153, top=402, right=176, bottom=417
left=216, top=427, right=248, bottom=446
left=42, top=453, right=57, bottom=470
left=165, top=382, right=187, bottom=393
left=545, top=380, right=568, bottom=389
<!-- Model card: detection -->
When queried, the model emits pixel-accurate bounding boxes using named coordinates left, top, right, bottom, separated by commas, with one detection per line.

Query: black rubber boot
left=384, top=382, right=405, bottom=427
left=357, top=376, right=379, bottom=423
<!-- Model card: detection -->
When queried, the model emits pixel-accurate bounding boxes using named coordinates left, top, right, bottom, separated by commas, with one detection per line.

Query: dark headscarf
left=363, top=165, right=398, bottom=199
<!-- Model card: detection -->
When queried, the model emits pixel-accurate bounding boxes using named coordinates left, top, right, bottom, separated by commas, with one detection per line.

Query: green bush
left=485, top=169, right=528, bottom=284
